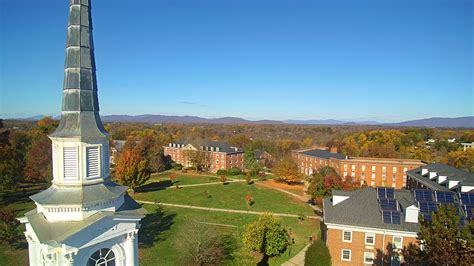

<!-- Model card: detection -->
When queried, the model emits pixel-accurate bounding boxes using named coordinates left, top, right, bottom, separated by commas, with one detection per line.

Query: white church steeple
left=19, top=1, right=145, bottom=265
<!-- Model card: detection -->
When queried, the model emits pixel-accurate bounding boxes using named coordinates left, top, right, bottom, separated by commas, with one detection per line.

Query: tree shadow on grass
left=135, top=180, right=177, bottom=193
left=0, top=182, right=47, bottom=206
left=138, top=206, right=176, bottom=248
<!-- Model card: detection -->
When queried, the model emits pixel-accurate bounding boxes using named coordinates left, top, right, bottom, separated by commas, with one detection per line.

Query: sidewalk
left=137, top=200, right=322, bottom=220
left=281, top=243, right=311, bottom=266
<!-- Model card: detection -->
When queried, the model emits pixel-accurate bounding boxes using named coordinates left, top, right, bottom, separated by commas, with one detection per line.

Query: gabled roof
left=167, top=141, right=243, bottom=154
left=324, top=187, right=419, bottom=233
left=407, top=163, right=474, bottom=191
left=298, top=148, right=347, bottom=160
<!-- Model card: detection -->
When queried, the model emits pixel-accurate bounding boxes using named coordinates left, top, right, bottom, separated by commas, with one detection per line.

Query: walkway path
left=281, top=243, right=311, bottom=266
left=137, top=200, right=322, bottom=220
left=256, top=182, right=322, bottom=212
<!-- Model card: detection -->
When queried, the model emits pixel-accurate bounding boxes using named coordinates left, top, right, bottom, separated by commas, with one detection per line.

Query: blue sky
left=1, top=0, right=472, bottom=122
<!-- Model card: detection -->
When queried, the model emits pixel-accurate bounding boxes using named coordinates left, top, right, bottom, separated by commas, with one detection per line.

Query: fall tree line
left=1, top=118, right=473, bottom=191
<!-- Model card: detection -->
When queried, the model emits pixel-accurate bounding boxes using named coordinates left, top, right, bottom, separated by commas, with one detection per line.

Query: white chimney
left=216, top=147, right=220, bottom=152
left=405, top=205, right=419, bottom=223
left=429, top=172, right=437, bottom=179
left=333, top=195, right=349, bottom=206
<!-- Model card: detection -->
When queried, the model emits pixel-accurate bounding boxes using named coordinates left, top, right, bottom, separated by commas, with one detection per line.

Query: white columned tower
left=19, top=0, right=145, bottom=265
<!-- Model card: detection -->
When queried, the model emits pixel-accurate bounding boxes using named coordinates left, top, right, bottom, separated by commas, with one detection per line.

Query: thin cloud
left=178, top=101, right=207, bottom=107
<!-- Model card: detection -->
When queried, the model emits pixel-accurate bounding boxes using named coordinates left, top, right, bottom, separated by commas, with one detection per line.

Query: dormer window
left=86, top=146, right=100, bottom=178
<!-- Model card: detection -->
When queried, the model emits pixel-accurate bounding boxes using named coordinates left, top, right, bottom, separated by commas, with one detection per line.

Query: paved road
left=137, top=200, right=322, bottom=220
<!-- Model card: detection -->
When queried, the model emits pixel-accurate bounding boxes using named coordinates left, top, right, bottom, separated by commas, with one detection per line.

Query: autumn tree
left=175, top=221, right=234, bottom=265
left=242, top=214, right=290, bottom=263
left=229, top=134, right=252, bottom=149
left=272, top=156, right=302, bottom=184
left=23, top=135, right=52, bottom=183
left=403, top=205, right=474, bottom=265
left=244, top=147, right=261, bottom=177
left=0, top=206, right=22, bottom=247
left=442, top=149, right=474, bottom=173
left=183, top=149, right=206, bottom=172
left=306, top=166, right=360, bottom=200
left=115, top=148, right=151, bottom=192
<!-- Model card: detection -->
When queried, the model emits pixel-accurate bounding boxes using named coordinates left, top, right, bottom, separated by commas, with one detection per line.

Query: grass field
left=138, top=204, right=320, bottom=266
left=0, top=173, right=319, bottom=265
left=135, top=181, right=314, bottom=216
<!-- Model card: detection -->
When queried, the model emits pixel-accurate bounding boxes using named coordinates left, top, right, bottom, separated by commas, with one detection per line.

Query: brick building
left=293, top=148, right=425, bottom=189
left=163, top=141, right=244, bottom=173
left=323, top=187, right=420, bottom=265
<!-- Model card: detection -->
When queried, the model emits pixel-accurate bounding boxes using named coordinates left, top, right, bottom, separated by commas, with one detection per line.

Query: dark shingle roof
left=407, top=163, right=474, bottom=191
left=324, top=187, right=420, bottom=232
left=299, top=148, right=347, bottom=160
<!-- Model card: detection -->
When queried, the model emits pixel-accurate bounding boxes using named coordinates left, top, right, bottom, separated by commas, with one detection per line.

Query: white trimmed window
left=372, top=165, right=376, bottom=172
left=365, top=233, right=375, bottom=245
left=364, top=252, right=374, bottom=264
left=86, top=146, right=100, bottom=178
left=393, top=236, right=403, bottom=250
left=341, top=249, right=351, bottom=261
left=63, top=147, right=78, bottom=180
left=342, top=230, right=352, bottom=242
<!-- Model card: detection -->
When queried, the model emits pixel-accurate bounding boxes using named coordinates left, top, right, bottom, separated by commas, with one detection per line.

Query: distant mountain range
left=11, top=115, right=474, bottom=128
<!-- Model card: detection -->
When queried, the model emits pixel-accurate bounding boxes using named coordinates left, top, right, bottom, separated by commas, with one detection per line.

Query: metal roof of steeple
left=50, top=0, right=107, bottom=140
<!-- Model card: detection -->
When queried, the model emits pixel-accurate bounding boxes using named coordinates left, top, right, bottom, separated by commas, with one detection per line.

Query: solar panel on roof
left=460, top=193, right=474, bottom=205
left=382, top=210, right=402, bottom=224
left=377, top=187, right=395, bottom=199
left=422, top=213, right=432, bottom=222
left=379, top=198, right=398, bottom=211
left=464, top=204, right=474, bottom=219
left=415, top=189, right=433, bottom=202
left=436, top=191, right=455, bottom=203
left=418, top=201, right=437, bottom=214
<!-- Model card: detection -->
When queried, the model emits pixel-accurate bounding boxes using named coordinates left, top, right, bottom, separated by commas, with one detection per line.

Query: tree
left=442, top=149, right=474, bottom=173
left=23, top=135, right=52, bottom=183
left=0, top=206, right=21, bottom=247
left=403, top=204, right=474, bottom=265
left=183, top=150, right=206, bottom=172
left=306, top=166, right=359, bottom=200
left=244, top=147, right=261, bottom=177
left=272, top=156, right=302, bottom=184
left=242, top=214, right=289, bottom=262
left=115, top=148, right=151, bottom=192
left=175, top=221, right=234, bottom=265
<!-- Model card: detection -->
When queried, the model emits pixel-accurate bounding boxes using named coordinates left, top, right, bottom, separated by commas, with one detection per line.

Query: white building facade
left=19, top=1, right=145, bottom=265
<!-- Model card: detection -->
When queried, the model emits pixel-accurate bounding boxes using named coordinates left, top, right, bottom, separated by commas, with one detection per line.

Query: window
left=362, top=165, right=366, bottom=171
left=63, top=147, right=78, bottom=180
left=87, top=248, right=115, bottom=266
left=362, top=172, right=365, bottom=179
left=403, top=167, right=408, bottom=173
left=372, top=165, right=376, bottom=172
left=393, top=166, right=397, bottom=173
left=86, top=146, right=100, bottom=178
left=365, top=233, right=375, bottom=245
left=341, top=249, right=351, bottom=261
left=342, top=230, right=352, bottom=242
left=371, top=181, right=375, bottom=186
left=392, top=236, right=403, bottom=250
left=344, top=164, right=348, bottom=171
left=364, top=252, right=374, bottom=264
left=382, top=174, right=386, bottom=180
left=344, top=171, right=347, bottom=177
left=371, top=173, right=376, bottom=180
left=382, top=166, right=387, bottom=173
left=392, top=174, right=397, bottom=181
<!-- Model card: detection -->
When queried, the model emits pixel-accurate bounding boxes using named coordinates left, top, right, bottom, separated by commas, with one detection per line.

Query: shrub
left=172, top=163, right=183, bottom=170
left=227, top=167, right=243, bottom=176
left=216, top=169, right=228, bottom=176
left=304, top=239, right=331, bottom=266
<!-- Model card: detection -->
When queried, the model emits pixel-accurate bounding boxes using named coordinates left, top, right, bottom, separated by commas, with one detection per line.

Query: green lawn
left=135, top=182, right=314, bottom=215
left=138, top=204, right=320, bottom=266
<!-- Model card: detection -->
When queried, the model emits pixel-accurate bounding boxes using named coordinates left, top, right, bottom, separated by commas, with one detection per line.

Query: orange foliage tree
left=115, top=148, right=151, bottom=192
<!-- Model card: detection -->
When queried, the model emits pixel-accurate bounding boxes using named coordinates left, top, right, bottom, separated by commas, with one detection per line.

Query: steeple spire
left=51, top=0, right=107, bottom=140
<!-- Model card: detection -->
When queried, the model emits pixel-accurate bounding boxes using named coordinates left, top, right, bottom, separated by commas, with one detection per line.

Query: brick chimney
left=330, top=146, right=338, bottom=153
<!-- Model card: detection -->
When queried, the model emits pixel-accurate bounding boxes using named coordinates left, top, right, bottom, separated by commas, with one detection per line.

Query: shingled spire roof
left=50, top=0, right=107, bottom=140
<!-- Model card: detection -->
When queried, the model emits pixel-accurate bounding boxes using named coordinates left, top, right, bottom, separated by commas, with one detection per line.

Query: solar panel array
left=414, top=189, right=433, bottom=202
left=460, top=193, right=474, bottom=220
left=377, top=187, right=395, bottom=199
left=436, top=191, right=455, bottom=203
left=382, top=211, right=401, bottom=224
left=414, top=189, right=438, bottom=222
left=377, top=187, right=401, bottom=224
